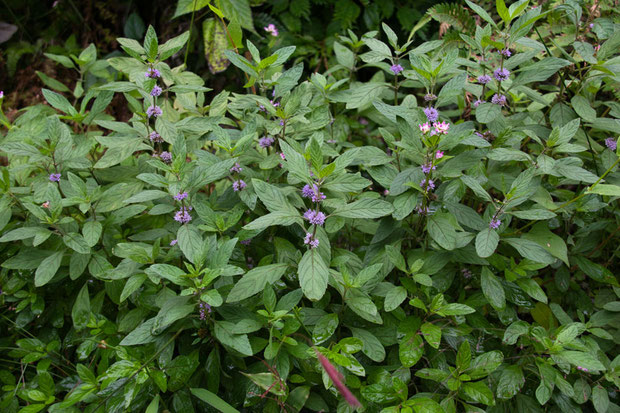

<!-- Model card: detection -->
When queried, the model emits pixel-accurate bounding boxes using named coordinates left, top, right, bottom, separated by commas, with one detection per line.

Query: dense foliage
left=1, top=1, right=620, bottom=412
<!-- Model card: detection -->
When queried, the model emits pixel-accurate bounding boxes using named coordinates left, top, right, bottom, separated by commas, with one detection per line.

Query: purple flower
left=149, top=131, right=163, bottom=142
left=415, top=205, right=430, bottom=215
left=259, top=136, right=275, bottom=148
left=424, top=93, right=437, bottom=102
left=589, top=23, right=594, bottom=29
left=232, top=180, right=246, bottom=192
left=419, top=123, right=431, bottom=134
left=150, top=85, right=163, bottom=97
left=421, top=178, right=435, bottom=190
left=461, top=268, right=472, bottom=279
left=160, top=151, right=172, bottom=163
left=576, top=366, right=589, bottom=372
left=435, top=150, right=444, bottom=159
left=474, top=99, right=484, bottom=107
left=146, top=105, right=162, bottom=117
left=145, top=67, right=161, bottom=79
left=174, top=191, right=188, bottom=201
left=170, top=239, right=178, bottom=246
left=302, top=184, right=315, bottom=198
left=259, top=105, right=266, bottom=112
left=279, top=120, right=285, bottom=126
left=424, top=107, right=439, bottom=122
left=302, top=184, right=326, bottom=203
left=304, top=232, right=319, bottom=249
left=49, top=173, right=61, bottom=182
left=174, top=206, right=192, bottom=223
left=264, top=23, right=279, bottom=37
left=491, top=94, right=507, bottom=106
left=303, top=209, right=326, bottom=226
left=0, top=91, right=3, bottom=99
left=270, top=100, right=280, bottom=107
left=199, top=301, right=211, bottom=320
left=493, top=68, right=510, bottom=81
left=279, top=152, right=286, bottom=160
left=240, top=239, right=251, bottom=245
left=478, top=75, right=492, bottom=85
left=230, top=162, right=243, bottom=173
left=421, top=163, right=435, bottom=174
left=489, top=218, right=501, bottom=229
left=390, top=64, right=403, bottom=75
left=605, top=138, right=617, bottom=151
left=499, top=48, right=512, bottom=57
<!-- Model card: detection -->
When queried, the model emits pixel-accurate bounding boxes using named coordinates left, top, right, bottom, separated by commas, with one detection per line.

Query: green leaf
left=82, top=221, right=102, bottom=248
left=496, top=365, right=524, bottom=400
left=384, top=286, right=407, bottom=312
left=351, top=328, right=385, bottom=362
left=592, top=385, right=609, bottom=413
left=190, top=388, right=240, bottom=413
left=177, top=224, right=203, bottom=265
left=312, top=314, right=338, bottom=345
left=461, top=380, right=495, bottom=406
left=227, top=264, right=288, bottom=302
left=504, top=237, right=555, bottom=265
left=213, top=321, right=252, bottom=356
left=456, top=340, right=471, bottom=370
left=481, top=267, right=505, bottom=310
left=159, top=31, right=190, bottom=60
left=515, top=278, right=547, bottom=303
left=476, top=228, right=499, bottom=258
left=588, top=184, right=620, bottom=197
left=152, top=296, right=194, bottom=335
left=71, top=283, right=90, bottom=330
left=420, top=322, right=441, bottom=349
left=332, top=199, right=394, bottom=219
left=476, top=103, right=501, bottom=123
left=143, top=25, right=158, bottom=60
left=556, top=351, right=606, bottom=372
left=35, top=251, right=63, bottom=287
left=496, top=0, right=511, bottom=23
left=503, top=320, right=529, bottom=345
left=42, top=89, right=77, bottom=116
left=399, top=334, right=424, bottom=368
left=298, top=249, right=328, bottom=301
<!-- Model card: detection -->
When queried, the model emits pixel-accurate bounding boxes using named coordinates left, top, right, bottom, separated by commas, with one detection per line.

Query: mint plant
left=1, top=2, right=620, bottom=413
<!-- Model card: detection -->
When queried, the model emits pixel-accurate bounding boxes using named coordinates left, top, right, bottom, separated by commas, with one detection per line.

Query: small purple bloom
left=435, top=150, right=444, bottom=159
left=230, top=162, right=243, bottom=173
left=264, top=24, right=279, bottom=37
left=270, top=100, right=280, bottom=107
left=461, top=268, right=472, bottom=279
left=424, top=107, right=439, bottom=122
left=304, top=232, right=319, bottom=249
left=589, top=23, right=594, bottom=29
left=576, top=366, right=589, bottom=372
left=145, top=67, right=161, bottom=79
left=259, top=136, right=275, bottom=148
left=170, top=239, right=178, bottom=246
left=433, top=121, right=450, bottom=134
left=149, top=131, right=163, bottom=142
left=489, top=218, right=501, bottom=229
left=424, top=93, right=437, bottom=102
left=491, top=94, right=507, bottom=106
left=0, top=91, right=4, bottom=99
left=199, top=301, right=211, bottom=320
left=259, top=105, right=266, bottom=112
left=279, top=120, right=285, bottom=126
left=150, top=85, right=163, bottom=97
left=160, top=151, right=172, bottom=163
left=359, top=117, right=369, bottom=125
left=174, top=206, right=192, bottom=223
left=302, top=184, right=315, bottom=198
left=279, top=152, right=286, bottom=160
left=473, top=99, right=484, bottom=107
left=499, top=48, right=511, bottom=57
left=49, top=173, right=61, bottom=182
left=421, top=178, right=435, bottom=191
left=415, top=204, right=430, bottom=215
left=419, top=123, right=431, bottom=134
left=421, top=163, right=435, bottom=174
left=478, top=75, right=492, bottom=85
left=493, top=68, right=510, bottom=81
left=240, top=239, right=251, bottom=245
left=174, top=191, right=188, bottom=201
left=303, top=209, right=326, bottom=226
left=302, top=184, right=326, bottom=203
left=390, top=64, right=404, bottom=75
left=146, top=105, right=162, bottom=117
left=605, top=138, right=617, bottom=151
left=232, top=180, right=246, bottom=192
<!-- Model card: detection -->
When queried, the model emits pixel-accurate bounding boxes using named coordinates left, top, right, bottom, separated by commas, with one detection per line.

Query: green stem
left=184, top=0, right=199, bottom=67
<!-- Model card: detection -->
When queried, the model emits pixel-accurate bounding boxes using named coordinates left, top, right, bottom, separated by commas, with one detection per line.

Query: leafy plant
left=1, top=1, right=620, bottom=413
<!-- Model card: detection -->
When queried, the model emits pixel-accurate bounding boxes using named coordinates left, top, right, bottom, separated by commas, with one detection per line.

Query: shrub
left=1, top=2, right=619, bottom=413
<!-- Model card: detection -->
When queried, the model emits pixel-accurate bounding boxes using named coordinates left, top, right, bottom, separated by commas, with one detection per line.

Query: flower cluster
left=419, top=121, right=449, bottom=136
left=424, top=93, right=437, bottom=102
left=198, top=301, right=211, bottom=320
left=304, top=209, right=326, bottom=226
left=174, top=191, right=188, bottom=201
left=49, top=173, right=61, bottom=182
left=145, top=67, right=161, bottom=78
left=493, top=68, right=510, bottom=82
left=477, top=74, right=492, bottom=85
left=230, top=163, right=243, bottom=173
left=174, top=206, right=192, bottom=224
left=150, top=85, right=162, bottom=97
left=499, top=48, right=511, bottom=57
left=390, top=64, right=403, bottom=75
left=424, top=107, right=439, bottom=122
left=159, top=151, right=172, bottom=163
left=420, top=178, right=435, bottom=191
left=258, top=136, right=275, bottom=148
left=304, top=232, right=319, bottom=249
left=170, top=239, right=178, bottom=246
left=576, top=366, right=589, bottom=372
left=0, top=91, right=4, bottom=99
left=302, top=183, right=326, bottom=203
left=264, top=24, right=278, bottom=37
left=149, top=131, right=163, bottom=143
left=489, top=218, right=501, bottom=229
left=605, top=137, right=617, bottom=151
left=491, top=94, right=507, bottom=106
left=461, top=268, right=473, bottom=279
left=146, top=105, right=162, bottom=117
left=232, top=180, right=247, bottom=191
